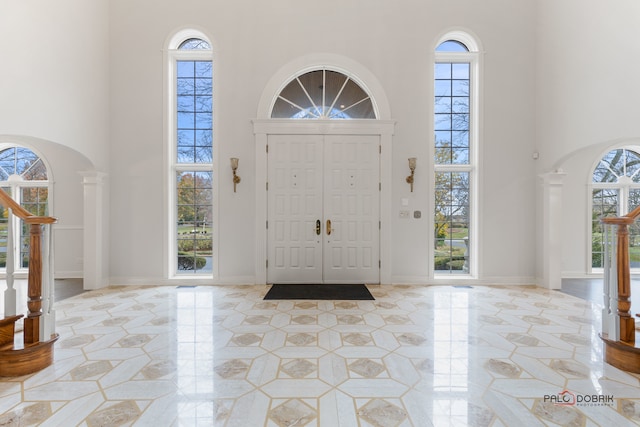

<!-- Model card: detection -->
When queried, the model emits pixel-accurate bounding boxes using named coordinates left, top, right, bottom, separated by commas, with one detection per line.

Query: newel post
left=616, top=220, right=635, bottom=344
left=602, top=216, right=636, bottom=344
left=24, top=222, right=44, bottom=344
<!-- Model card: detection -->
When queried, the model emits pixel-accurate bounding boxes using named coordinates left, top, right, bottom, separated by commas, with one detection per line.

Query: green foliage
left=178, top=253, right=207, bottom=270
left=591, top=233, right=603, bottom=268
left=178, top=237, right=212, bottom=252
left=434, top=245, right=466, bottom=271
left=177, top=172, right=212, bottom=224
left=434, top=212, right=449, bottom=240
left=434, top=256, right=465, bottom=270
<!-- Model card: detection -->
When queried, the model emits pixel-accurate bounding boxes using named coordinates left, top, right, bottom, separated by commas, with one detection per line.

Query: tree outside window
left=591, top=148, right=640, bottom=269
left=171, top=37, right=214, bottom=274
left=0, top=147, right=49, bottom=269
left=434, top=41, right=474, bottom=275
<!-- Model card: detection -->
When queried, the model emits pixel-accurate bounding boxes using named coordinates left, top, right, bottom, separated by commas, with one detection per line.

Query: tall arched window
left=0, top=146, right=50, bottom=270
left=591, top=148, right=640, bottom=270
left=271, top=69, right=376, bottom=119
left=167, top=34, right=214, bottom=277
left=433, top=33, right=479, bottom=276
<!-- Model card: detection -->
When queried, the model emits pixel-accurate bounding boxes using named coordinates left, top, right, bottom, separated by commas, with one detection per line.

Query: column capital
left=539, top=169, right=567, bottom=185
left=79, top=171, right=108, bottom=185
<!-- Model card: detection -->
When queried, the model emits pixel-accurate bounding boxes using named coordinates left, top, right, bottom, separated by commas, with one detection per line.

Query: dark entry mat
left=264, top=284, right=375, bottom=300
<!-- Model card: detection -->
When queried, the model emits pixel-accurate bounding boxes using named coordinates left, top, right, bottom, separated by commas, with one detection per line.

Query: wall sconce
left=230, top=157, right=241, bottom=192
left=406, top=157, right=416, bottom=192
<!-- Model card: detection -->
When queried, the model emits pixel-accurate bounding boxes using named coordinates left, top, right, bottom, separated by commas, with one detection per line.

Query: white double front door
left=267, top=134, right=380, bottom=284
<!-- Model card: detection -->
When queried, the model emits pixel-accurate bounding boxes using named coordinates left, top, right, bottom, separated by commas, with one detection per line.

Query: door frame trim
left=253, top=119, right=395, bottom=285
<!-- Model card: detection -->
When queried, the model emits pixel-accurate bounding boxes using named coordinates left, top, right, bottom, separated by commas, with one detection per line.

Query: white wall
left=0, top=1, right=109, bottom=278
left=7, top=0, right=638, bottom=285
left=108, top=0, right=539, bottom=285
left=536, top=0, right=640, bottom=277
left=0, top=0, right=110, bottom=171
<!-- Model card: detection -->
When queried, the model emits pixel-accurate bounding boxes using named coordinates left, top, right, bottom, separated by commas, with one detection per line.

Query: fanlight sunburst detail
left=271, top=69, right=375, bottom=119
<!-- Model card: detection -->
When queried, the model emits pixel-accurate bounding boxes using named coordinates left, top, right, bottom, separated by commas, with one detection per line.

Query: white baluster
left=3, top=208, right=15, bottom=317
left=603, top=222, right=610, bottom=334
left=39, top=223, right=55, bottom=341
left=610, top=228, right=619, bottom=340
left=603, top=223, right=619, bottom=340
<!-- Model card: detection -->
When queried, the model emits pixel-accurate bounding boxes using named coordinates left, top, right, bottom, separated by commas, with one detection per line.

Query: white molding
left=561, top=271, right=602, bottom=279
left=252, top=119, right=396, bottom=136
left=52, top=225, right=83, bottom=230
left=434, top=28, right=483, bottom=52
left=164, top=27, right=217, bottom=52
left=391, top=275, right=537, bottom=286
left=107, top=275, right=540, bottom=287
left=256, top=53, right=391, bottom=120
left=109, top=276, right=256, bottom=286
left=432, top=40, right=482, bottom=280
left=163, top=40, right=218, bottom=282
left=253, top=119, right=395, bottom=286
left=54, top=270, right=83, bottom=279
left=254, top=57, right=394, bottom=286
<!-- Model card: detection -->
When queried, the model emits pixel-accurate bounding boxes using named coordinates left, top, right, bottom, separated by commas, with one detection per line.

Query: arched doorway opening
left=253, top=55, right=394, bottom=285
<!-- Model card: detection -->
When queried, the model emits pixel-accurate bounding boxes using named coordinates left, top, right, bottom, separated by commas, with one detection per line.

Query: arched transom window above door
left=271, top=69, right=376, bottom=119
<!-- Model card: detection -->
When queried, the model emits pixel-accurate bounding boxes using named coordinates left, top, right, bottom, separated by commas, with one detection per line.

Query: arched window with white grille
left=271, top=69, right=376, bottom=119
left=166, top=32, right=215, bottom=277
left=0, top=146, right=50, bottom=270
left=433, top=32, right=480, bottom=276
left=591, top=147, right=640, bottom=270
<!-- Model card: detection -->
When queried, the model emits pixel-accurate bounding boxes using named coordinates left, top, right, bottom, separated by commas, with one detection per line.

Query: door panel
left=268, top=135, right=323, bottom=283
left=267, top=134, right=380, bottom=284
left=323, top=136, right=380, bottom=284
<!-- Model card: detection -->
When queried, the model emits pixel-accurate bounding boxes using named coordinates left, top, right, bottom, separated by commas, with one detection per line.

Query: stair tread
left=0, top=314, right=23, bottom=327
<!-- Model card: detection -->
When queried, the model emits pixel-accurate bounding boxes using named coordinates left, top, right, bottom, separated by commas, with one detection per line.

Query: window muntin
left=435, top=63, right=470, bottom=165
left=593, top=148, right=640, bottom=183
left=433, top=38, right=477, bottom=276
left=170, top=37, right=214, bottom=276
left=591, top=148, right=640, bottom=269
left=179, top=38, right=211, bottom=50
left=436, top=40, right=469, bottom=52
left=434, top=171, right=470, bottom=273
left=271, top=69, right=376, bottom=119
left=0, top=147, right=49, bottom=270
left=0, top=147, right=47, bottom=181
left=176, top=171, right=212, bottom=272
left=176, top=60, right=213, bottom=163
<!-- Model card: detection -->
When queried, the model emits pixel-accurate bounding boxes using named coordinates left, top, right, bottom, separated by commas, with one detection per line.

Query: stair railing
left=602, top=220, right=619, bottom=340
left=601, top=204, right=640, bottom=344
left=4, top=206, right=16, bottom=317
left=0, top=188, right=57, bottom=344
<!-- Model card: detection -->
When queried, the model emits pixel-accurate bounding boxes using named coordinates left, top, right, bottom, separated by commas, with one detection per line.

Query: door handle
left=316, top=219, right=321, bottom=235
left=326, top=219, right=332, bottom=235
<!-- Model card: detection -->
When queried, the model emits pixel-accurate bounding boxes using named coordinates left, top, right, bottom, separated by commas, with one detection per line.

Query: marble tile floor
left=2, top=284, right=640, bottom=426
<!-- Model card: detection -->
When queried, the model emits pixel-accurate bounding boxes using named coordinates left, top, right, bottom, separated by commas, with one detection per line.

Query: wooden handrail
left=624, top=204, right=640, bottom=221
left=0, top=188, right=57, bottom=344
left=0, top=188, right=39, bottom=220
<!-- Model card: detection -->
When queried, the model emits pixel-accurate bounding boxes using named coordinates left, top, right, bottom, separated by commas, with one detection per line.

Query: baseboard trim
left=390, top=275, right=538, bottom=286
left=108, top=276, right=257, bottom=286
left=107, top=275, right=540, bottom=287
